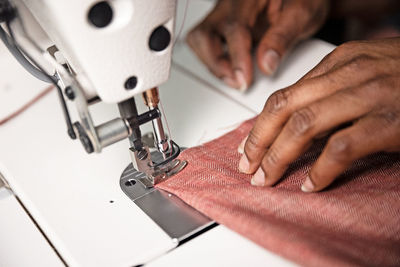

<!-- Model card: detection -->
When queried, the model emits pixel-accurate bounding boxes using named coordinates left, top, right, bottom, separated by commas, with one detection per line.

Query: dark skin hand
left=238, top=38, right=400, bottom=192
left=186, top=0, right=329, bottom=91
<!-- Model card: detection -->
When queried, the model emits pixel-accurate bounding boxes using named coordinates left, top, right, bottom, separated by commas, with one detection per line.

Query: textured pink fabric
left=157, top=118, right=400, bottom=266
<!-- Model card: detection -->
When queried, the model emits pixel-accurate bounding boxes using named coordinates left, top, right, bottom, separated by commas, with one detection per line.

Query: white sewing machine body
left=0, top=1, right=335, bottom=266
left=3, top=0, right=190, bottom=188
left=15, top=0, right=176, bottom=101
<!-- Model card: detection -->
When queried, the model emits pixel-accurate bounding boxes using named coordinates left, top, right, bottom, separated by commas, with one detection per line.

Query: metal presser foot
left=128, top=138, right=188, bottom=189
left=119, top=133, right=214, bottom=243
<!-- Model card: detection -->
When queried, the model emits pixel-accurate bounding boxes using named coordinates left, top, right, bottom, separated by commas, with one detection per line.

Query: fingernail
left=222, top=76, right=238, bottom=88
left=238, top=154, right=250, bottom=174
left=234, top=69, right=248, bottom=92
left=263, top=49, right=280, bottom=75
left=237, top=136, right=248, bottom=154
left=251, top=167, right=265, bottom=186
left=301, top=175, right=315, bottom=193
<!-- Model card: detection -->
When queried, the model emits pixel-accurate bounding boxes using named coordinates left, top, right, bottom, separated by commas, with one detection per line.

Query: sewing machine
left=0, top=0, right=217, bottom=248
left=0, top=0, right=335, bottom=266
left=0, top=0, right=186, bottom=186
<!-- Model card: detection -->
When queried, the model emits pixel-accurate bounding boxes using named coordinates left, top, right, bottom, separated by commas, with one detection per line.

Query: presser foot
left=130, top=134, right=186, bottom=188
left=137, top=158, right=187, bottom=188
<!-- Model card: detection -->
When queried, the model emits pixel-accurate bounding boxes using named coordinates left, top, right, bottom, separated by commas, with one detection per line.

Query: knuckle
left=265, top=147, right=281, bottom=166
left=267, top=31, right=293, bottom=50
left=264, top=89, right=290, bottom=116
left=379, top=111, right=399, bottom=126
left=223, top=20, right=242, bottom=33
left=378, top=75, right=397, bottom=89
left=345, top=54, right=373, bottom=72
left=287, top=107, right=316, bottom=136
left=331, top=45, right=346, bottom=57
left=359, top=74, right=392, bottom=96
left=312, top=53, right=336, bottom=75
left=222, top=21, right=251, bottom=40
left=333, top=88, right=360, bottom=105
left=244, top=130, right=264, bottom=158
left=332, top=41, right=359, bottom=59
left=326, top=135, right=353, bottom=163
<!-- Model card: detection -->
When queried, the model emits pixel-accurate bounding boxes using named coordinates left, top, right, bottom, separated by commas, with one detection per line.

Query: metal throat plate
left=120, top=156, right=214, bottom=243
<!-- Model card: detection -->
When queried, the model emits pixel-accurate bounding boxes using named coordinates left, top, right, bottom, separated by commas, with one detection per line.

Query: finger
left=238, top=135, right=248, bottom=154
left=256, top=3, right=310, bottom=75
left=222, top=23, right=253, bottom=91
left=303, top=111, right=400, bottom=192
left=240, top=62, right=372, bottom=175
left=251, top=86, right=375, bottom=187
left=256, top=25, right=293, bottom=75
left=186, top=27, right=236, bottom=85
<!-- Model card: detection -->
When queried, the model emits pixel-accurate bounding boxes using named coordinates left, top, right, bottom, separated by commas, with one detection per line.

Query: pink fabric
left=157, top=118, right=400, bottom=266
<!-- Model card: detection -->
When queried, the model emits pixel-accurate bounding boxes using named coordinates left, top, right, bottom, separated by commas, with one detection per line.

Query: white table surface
left=0, top=1, right=335, bottom=266
left=0, top=186, right=64, bottom=267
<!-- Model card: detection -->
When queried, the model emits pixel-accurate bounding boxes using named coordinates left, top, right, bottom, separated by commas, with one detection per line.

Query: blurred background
left=317, top=0, right=400, bottom=44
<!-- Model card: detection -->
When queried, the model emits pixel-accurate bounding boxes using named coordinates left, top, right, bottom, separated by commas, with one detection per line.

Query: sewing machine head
left=0, top=0, right=186, bottom=187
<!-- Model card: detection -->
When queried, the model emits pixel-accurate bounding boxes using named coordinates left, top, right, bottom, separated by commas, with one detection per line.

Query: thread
left=0, top=85, right=54, bottom=126
left=159, top=98, right=174, bottom=156
left=173, top=0, right=189, bottom=47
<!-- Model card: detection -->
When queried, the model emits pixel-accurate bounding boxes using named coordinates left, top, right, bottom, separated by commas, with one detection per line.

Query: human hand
left=186, top=0, right=329, bottom=91
left=238, top=38, right=400, bottom=192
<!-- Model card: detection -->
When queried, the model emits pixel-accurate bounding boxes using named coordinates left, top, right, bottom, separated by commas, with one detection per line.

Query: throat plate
left=120, top=160, right=214, bottom=242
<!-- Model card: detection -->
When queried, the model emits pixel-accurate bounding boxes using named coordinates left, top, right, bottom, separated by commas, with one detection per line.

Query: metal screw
left=73, top=122, right=94, bottom=154
left=64, top=86, right=75, bottom=100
